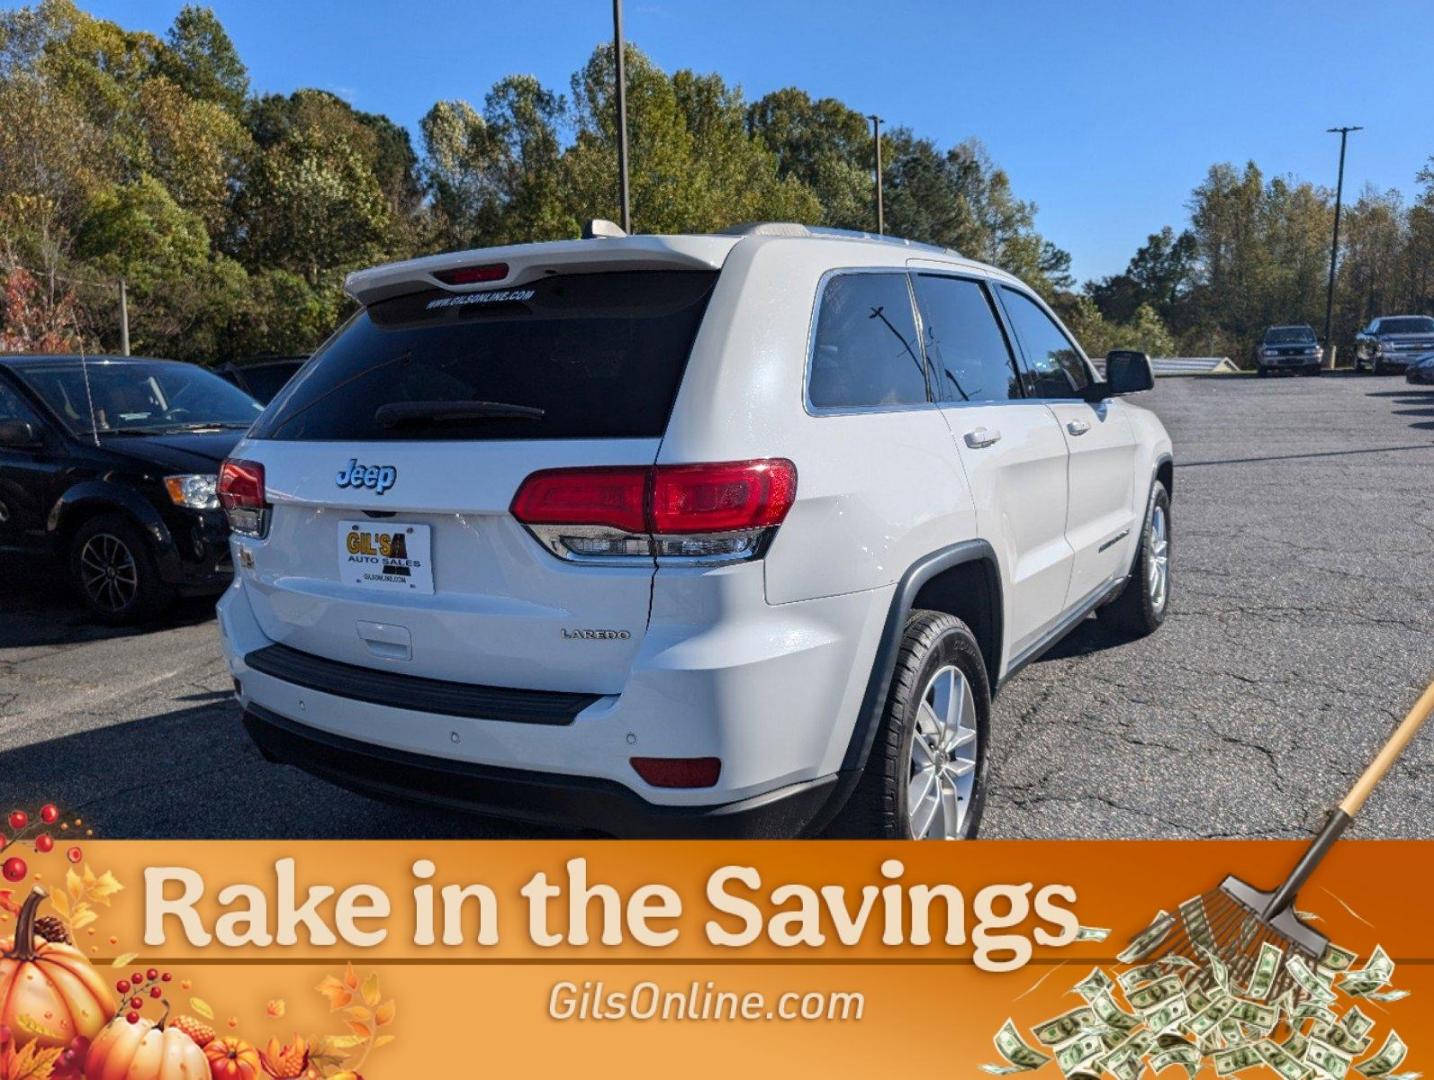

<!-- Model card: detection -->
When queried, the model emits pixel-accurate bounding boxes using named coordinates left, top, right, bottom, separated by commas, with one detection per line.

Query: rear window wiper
left=374, top=400, right=546, bottom=428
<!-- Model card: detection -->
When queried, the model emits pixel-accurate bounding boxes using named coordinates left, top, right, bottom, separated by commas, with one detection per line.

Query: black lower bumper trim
left=244, top=643, right=598, bottom=725
left=241, top=705, right=838, bottom=839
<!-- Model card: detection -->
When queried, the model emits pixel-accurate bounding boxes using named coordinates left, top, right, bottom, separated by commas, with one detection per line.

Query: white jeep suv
left=216, top=223, right=1173, bottom=839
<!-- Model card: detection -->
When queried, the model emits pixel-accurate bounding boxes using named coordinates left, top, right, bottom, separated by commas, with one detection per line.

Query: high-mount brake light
left=217, top=458, right=269, bottom=537
left=433, top=263, right=509, bottom=286
left=509, top=459, right=797, bottom=564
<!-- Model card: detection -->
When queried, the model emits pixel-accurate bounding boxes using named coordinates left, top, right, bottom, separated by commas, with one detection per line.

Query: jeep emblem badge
left=336, top=458, right=397, bottom=495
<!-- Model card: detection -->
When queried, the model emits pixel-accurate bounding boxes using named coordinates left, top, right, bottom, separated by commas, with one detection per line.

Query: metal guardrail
left=1093, top=357, right=1239, bottom=377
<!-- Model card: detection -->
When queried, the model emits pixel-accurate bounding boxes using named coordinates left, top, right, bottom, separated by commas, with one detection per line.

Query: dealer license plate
left=338, top=520, right=433, bottom=594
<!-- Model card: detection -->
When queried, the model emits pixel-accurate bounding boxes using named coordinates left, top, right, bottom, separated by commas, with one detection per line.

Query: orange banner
left=0, top=840, right=1428, bottom=1078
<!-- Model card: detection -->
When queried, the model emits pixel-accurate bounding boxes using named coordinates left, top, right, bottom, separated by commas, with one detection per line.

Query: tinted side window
left=999, top=287, right=1091, bottom=399
left=913, top=275, right=1022, bottom=403
left=809, top=272, right=928, bottom=409
left=0, top=379, right=39, bottom=424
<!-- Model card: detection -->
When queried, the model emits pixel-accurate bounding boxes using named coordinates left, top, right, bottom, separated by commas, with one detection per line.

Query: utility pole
left=613, top=0, right=632, bottom=234
left=1323, top=126, right=1361, bottom=364
left=868, top=114, right=885, bottom=235
left=118, top=278, right=130, bottom=357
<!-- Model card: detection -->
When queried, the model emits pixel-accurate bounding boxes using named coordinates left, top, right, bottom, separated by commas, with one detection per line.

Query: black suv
left=0, top=355, right=261, bottom=622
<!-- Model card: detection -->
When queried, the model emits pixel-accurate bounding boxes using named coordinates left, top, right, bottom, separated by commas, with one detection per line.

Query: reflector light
left=433, top=263, right=510, bottom=285
left=630, top=757, right=722, bottom=788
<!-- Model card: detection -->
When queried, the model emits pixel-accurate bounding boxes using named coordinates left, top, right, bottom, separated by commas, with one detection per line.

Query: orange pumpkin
left=0, top=887, right=115, bottom=1051
left=204, top=1036, right=261, bottom=1080
left=84, top=1015, right=208, bottom=1080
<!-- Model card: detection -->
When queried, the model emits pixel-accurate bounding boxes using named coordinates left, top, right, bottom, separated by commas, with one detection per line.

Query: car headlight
left=164, top=474, right=220, bottom=510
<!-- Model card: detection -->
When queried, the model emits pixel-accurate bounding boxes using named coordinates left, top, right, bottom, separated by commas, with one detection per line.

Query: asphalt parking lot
left=1, top=374, right=1431, bottom=840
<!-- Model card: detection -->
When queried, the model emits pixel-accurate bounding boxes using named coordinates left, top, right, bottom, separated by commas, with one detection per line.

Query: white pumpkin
left=85, top=1016, right=209, bottom=1080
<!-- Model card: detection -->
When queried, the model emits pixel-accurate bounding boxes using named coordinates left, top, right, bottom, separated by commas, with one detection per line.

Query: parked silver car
left=1354, top=315, right=1434, bottom=374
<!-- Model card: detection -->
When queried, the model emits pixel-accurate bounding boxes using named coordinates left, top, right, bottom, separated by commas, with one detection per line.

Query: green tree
left=746, top=87, right=872, bottom=229
left=154, top=4, right=247, bottom=115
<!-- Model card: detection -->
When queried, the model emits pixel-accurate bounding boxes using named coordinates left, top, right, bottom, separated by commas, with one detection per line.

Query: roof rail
left=718, top=221, right=961, bottom=259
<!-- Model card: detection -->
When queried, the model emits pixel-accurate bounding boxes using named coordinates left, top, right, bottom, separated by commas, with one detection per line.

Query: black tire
left=829, top=611, right=990, bottom=839
left=1373, top=358, right=1385, bottom=376
left=1098, top=481, right=1171, bottom=639
left=1256, top=366, right=1269, bottom=378
left=69, top=513, right=175, bottom=624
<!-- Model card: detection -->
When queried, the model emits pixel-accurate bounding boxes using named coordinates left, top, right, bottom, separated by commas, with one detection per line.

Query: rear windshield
left=1374, top=316, right=1434, bottom=335
left=1264, top=326, right=1316, bottom=344
left=250, top=270, right=718, bottom=441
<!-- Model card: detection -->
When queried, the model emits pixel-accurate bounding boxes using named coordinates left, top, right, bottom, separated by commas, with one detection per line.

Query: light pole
left=1323, top=125, right=1361, bottom=362
left=613, top=0, right=631, bottom=234
left=868, top=114, right=884, bottom=235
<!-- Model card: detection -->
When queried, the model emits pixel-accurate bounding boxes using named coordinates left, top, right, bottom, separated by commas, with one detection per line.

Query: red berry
left=40, top=804, right=59, bottom=824
left=161, top=972, right=172, bottom=982
left=150, top=986, right=162, bottom=999
left=116, top=980, right=130, bottom=994
left=35, top=834, right=53, bottom=853
left=146, top=968, right=159, bottom=981
left=1, top=856, right=26, bottom=882
left=8, top=811, right=26, bottom=831
left=131, top=973, right=143, bottom=986
left=129, top=997, right=143, bottom=1010
left=126, top=1012, right=139, bottom=1024
left=66, top=846, right=82, bottom=864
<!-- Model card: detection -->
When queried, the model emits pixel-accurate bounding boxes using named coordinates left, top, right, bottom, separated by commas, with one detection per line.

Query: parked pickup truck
left=1354, top=315, right=1434, bottom=374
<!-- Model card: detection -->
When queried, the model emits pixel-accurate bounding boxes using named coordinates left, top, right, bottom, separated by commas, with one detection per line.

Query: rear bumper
left=241, top=704, right=837, bottom=838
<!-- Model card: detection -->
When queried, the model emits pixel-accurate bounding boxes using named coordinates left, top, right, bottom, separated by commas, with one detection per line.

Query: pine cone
left=33, top=915, right=70, bottom=944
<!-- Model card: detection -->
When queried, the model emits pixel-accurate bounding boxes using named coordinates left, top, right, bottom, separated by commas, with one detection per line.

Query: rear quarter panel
left=658, top=237, right=980, bottom=606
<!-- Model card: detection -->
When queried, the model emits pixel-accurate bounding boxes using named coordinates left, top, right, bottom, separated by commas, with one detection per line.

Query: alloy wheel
left=906, top=665, right=979, bottom=840
left=1148, top=504, right=1170, bottom=612
left=79, top=532, right=140, bottom=613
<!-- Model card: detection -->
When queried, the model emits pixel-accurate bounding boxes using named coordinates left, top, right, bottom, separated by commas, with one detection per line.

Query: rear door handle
left=964, top=427, right=1002, bottom=449
left=1067, top=419, right=1091, bottom=436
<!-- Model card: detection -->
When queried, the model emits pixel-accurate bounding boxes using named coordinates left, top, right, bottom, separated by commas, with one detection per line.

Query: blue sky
left=88, top=0, right=1434, bottom=282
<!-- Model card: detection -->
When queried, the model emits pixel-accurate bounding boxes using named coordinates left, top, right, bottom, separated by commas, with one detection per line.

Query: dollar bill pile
left=983, top=907, right=1416, bottom=1080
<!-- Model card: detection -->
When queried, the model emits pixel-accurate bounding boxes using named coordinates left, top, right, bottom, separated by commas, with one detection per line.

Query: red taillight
left=651, top=460, right=797, bottom=533
left=630, top=756, right=722, bottom=788
left=433, top=262, right=509, bottom=285
left=218, top=459, right=269, bottom=537
left=218, top=459, right=265, bottom=508
left=511, top=460, right=796, bottom=533
left=509, top=466, right=649, bottom=533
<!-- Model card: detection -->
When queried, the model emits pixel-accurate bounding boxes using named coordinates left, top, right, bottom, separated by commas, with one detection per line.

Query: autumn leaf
left=110, top=952, right=138, bottom=968
left=189, top=997, right=215, bottom=1020
left=315, top=975, right=352, bottom=1011
left=0, top=890, right=19, bottom=916
left=70, top=907, right=98, bottom=931
left=65, top=868, right=83, bottom=904
left=344, top=1020, right=371, bottom=1040
left=342, top=1006, right=371, bottom=1025
left=47, top=891, right=69, bottom=919
left=373, top=999, right=395, bottom=1027
left=373, top=1034, right=396, bottom=1049
left=320, top=1035, right=364, bottom=1053
left=342, top=963, right=358, bottom=990
left=360, top=972, right=380, bottom=1008
left=3, top=1041, right=64, bottom=1080
left=86, top=868, right=124, bottom=905
left=265, top=999, right=285, bottom=1019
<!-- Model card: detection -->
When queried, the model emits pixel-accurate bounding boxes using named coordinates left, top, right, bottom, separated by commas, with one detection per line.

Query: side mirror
left=1104, top=350, right=1155, bottom=395
left=0, top=419, right=44, bottom=449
